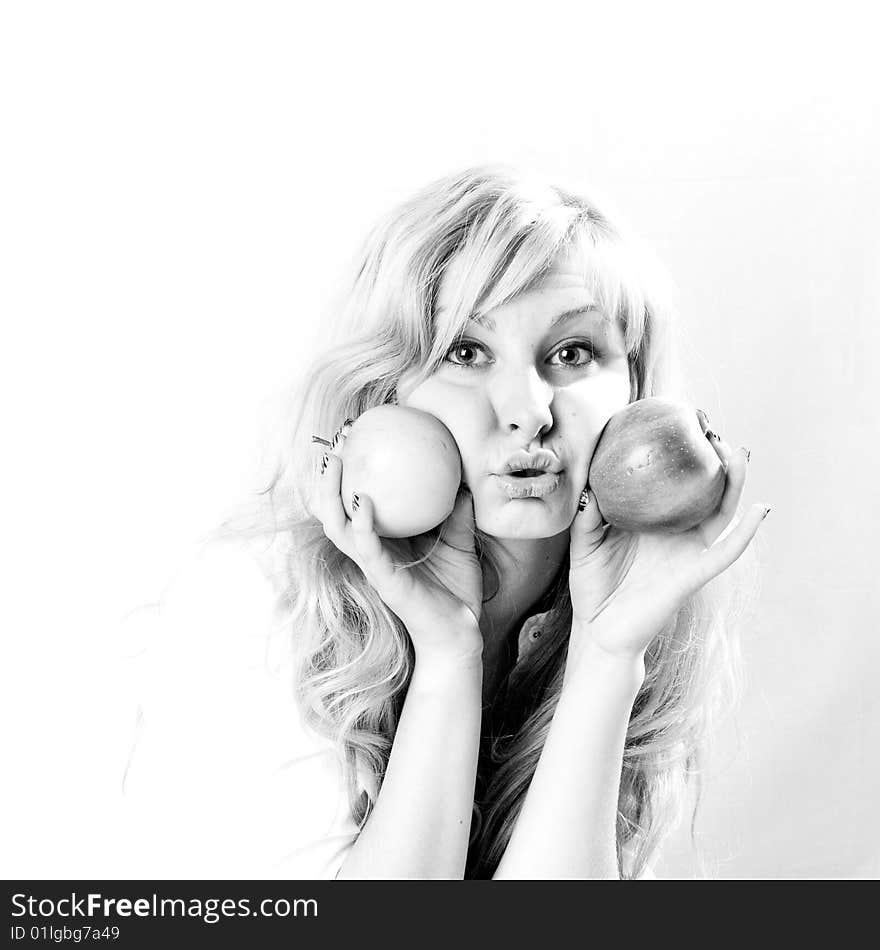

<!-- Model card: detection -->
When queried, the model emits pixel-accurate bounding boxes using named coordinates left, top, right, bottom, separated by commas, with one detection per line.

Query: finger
left=439, top=485, right=477, bottom=553
left=694, top=501, right=770, bottom=587
left=349, top=491, right=406, bottom=589
left=331, top=417, right=355, bottom=452
left=315, top=451, right=350, bottom=546
left=308, top=420, right=352, bottom=517
left=703, top=426, right=730, bottom=469
left=570, top=487, right=609, bottom=562
left=700, top=444, right=749, bottom=545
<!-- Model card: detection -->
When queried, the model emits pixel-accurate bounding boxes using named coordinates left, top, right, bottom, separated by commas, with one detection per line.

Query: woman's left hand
left=566, top=435, right=769, bottom=673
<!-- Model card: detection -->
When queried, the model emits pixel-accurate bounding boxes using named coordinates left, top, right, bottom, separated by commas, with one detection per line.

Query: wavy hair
left=224, top=164, right=752, bottom=878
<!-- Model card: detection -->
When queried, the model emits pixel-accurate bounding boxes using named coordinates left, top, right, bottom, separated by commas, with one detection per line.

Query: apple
left=588, top=397, right=726, bottom=532
left=338, top=405, right=463, bottom=538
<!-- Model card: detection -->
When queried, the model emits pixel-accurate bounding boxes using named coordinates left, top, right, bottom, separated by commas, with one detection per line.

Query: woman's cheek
left=570, top=373, right=630, bottom=425
left=399, top=381, right=486, bottom=471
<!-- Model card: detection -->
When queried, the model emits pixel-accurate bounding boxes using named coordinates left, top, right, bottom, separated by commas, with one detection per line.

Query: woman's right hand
left=310, top=422, right=484, bottom=664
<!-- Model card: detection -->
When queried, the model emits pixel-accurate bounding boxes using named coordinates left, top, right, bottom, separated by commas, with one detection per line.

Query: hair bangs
left=564, top=224, right=653, bottom=361
left=425, top=203, right=587, bottom=373
left=421, top=207, right=660, bottom=387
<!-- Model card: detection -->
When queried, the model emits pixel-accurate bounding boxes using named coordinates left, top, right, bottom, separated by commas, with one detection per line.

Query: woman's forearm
left=336, top=650, right=483, bottom=879
left=492, top=636, right=644, bottom=880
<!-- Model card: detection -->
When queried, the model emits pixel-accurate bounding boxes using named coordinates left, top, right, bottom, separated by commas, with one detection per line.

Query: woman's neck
left=478, top=531, right=569, bottom=702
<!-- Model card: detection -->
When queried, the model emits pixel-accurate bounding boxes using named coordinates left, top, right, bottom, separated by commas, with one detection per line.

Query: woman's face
left=399, top=248, right=633, bottom=539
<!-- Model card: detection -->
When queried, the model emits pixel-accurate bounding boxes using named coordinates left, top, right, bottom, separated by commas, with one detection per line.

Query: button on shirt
left=516, top=611, right=551, bottom=664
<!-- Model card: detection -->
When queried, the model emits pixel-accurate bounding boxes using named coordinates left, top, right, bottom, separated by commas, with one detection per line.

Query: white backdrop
left=3, top=1, right=878, bottom=878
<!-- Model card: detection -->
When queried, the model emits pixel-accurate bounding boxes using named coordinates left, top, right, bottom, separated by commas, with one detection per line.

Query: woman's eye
left=443, top=340, right=597, bottom=371
left=549, top=343, right=596, bottom=368
left=444, top=341, right=490, bottom=369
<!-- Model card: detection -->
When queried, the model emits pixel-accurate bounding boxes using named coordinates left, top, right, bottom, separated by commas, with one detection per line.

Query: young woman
left=123, top=164, right=767, bottom=879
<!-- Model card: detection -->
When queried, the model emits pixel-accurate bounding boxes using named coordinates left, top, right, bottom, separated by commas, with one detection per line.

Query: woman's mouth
left=496, top=471, right=564, bottom=499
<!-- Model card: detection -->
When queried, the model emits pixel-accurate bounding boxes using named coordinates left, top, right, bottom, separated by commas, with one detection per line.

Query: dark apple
left=588, top=398, right=727, bottom=533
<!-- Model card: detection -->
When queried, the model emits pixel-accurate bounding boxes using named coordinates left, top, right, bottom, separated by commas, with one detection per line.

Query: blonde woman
left=123, top=165, right=767, bottom=879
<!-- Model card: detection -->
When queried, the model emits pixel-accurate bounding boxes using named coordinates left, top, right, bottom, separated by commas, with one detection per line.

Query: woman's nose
left=491, top=366, right=554, bottom=441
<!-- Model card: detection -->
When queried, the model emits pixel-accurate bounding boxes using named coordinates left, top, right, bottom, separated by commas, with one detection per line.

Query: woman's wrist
left=564, top=624, right=647, bottom=693
left=411, top=628, right=484, bottom=694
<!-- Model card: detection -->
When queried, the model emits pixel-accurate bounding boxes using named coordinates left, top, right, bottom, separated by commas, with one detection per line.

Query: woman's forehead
left=436, top=244, right=594, bottom=315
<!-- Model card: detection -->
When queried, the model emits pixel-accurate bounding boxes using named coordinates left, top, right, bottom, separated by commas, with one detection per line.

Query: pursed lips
left=507, top=468, right=551, bottom=477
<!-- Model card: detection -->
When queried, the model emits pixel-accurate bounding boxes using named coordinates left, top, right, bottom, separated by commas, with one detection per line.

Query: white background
left=3, top=1, right=878, bottom=878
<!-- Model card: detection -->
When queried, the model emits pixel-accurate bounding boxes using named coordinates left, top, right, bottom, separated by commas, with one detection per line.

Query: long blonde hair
left=226, top=164, right=751, bottom=878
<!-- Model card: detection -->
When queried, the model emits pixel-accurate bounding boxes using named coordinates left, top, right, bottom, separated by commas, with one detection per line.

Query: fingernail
left=578, top=488, right=590, bottom=512
left=762, top=505, right=771, bottom=519
left=352, top=492, right=360, bottom=511
left=320, top=453, right=329, bottom=474
left=332, top=420, right=355, bottom=446
left=311, top=435, right=332, bottom=446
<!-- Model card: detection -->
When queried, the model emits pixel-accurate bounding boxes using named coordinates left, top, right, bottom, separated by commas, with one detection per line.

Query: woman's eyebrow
left=468, top=305, right=607, bottom=333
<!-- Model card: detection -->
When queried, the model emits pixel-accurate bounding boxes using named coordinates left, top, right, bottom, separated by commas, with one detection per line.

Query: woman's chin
left=475, top=503, right=573, bottom=540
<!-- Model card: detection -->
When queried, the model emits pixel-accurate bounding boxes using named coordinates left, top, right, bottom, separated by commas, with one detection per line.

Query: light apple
left=339, top=405, right=463, bottom=538
left=588, top=398, right=726, bottom=532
